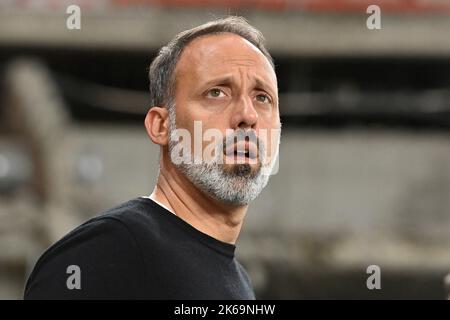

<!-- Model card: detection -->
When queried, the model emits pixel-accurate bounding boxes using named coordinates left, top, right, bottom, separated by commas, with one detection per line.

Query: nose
left=230, top=95, right=259, bottom=130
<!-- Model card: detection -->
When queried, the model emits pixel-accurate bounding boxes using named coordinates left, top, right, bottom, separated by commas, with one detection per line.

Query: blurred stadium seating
left=1, top=0, right=450, bottom=299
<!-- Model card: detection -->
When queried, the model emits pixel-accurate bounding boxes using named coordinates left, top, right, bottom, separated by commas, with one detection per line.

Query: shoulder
left=24, top=197, right=155, bottom=299
left=94, top=197, right=162, bottom=232
left=33, top=198, right=152, bottom=271
left=235, top=259, right=255, bottom=292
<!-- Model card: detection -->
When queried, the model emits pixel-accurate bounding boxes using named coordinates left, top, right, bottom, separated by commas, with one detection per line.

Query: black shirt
left=24, top=197, right=255, bottom=300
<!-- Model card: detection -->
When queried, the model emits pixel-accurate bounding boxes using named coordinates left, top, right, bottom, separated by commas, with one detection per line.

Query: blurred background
left=1, top=0, right=450, bottom=299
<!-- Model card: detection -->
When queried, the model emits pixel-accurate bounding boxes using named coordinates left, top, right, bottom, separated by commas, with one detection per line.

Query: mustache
left=221, top=129, right=265, bottom=158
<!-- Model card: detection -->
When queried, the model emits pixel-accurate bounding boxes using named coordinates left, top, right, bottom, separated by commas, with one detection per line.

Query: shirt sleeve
left=24, top=217, right=145, bottom=299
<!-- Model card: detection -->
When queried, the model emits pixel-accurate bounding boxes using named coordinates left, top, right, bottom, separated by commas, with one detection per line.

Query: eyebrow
left=201, top=75, right=277, bottom=98
left=201, top=75, right=234, bottom=88
left=254, top=78, right=277, bottom=99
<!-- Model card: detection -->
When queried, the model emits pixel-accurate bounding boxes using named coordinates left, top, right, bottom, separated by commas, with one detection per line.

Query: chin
left=222, top=163, right=261, bottom=178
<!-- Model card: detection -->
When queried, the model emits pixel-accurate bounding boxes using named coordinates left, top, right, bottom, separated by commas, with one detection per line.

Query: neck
left=150, top=153, right=248, bottom=245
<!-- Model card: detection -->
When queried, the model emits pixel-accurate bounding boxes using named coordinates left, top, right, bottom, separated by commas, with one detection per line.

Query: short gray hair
left=148, top=16, right=274, bottom=108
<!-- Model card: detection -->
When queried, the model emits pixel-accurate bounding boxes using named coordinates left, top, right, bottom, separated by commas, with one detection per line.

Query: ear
left=144, top=107, right=170, bottom=146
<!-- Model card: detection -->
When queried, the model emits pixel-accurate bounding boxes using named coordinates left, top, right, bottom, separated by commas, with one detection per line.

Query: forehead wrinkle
left=215, top=56, right=257, bottom=67
left=242, top=68, right=277, bottom=96
left=175, top=34, right=277, bottom=95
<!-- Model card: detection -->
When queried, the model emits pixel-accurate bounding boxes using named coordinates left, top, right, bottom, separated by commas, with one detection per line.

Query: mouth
left=224, top=141, right=258, bottom=161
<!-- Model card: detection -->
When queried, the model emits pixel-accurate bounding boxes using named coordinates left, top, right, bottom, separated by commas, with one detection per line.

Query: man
left=24, top=16, right=281, bottom=299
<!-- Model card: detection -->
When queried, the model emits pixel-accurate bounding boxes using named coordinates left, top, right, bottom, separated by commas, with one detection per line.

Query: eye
left=255, top=93, right=271, bottom=104
left=206, top=88, right=226, bottom=98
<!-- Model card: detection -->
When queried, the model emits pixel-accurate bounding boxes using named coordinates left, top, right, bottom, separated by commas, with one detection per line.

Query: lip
left=224, top=141, right=258, bottom=159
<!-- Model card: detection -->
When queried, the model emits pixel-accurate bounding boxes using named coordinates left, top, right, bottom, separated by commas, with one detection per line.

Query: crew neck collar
left=138, top=196, right=236, bottom=258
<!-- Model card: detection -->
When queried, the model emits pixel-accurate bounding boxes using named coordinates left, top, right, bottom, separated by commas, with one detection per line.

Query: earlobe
left=144, top=107, right=169, bottom=146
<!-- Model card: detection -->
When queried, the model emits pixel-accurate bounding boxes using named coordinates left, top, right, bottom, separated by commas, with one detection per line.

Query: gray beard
left=176, top=159, right=270, bottom=206
left=167, top=106, right=276, bottom=206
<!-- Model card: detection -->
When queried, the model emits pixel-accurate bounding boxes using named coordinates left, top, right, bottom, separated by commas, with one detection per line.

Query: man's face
left=168, top=33, right=281, bottom=205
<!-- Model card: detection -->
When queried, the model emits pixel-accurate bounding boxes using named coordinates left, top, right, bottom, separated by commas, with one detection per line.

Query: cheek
left=269, top=128, right=281, bottom=156
left=199, top=112, right=229, bottom=132
left=175, top=104, right=205, bottom=132
left=179, top=111, right=226, bottom=155
left=260, top=124, right=281, bottom=160
left=173, top=106, right=188, bottom=129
